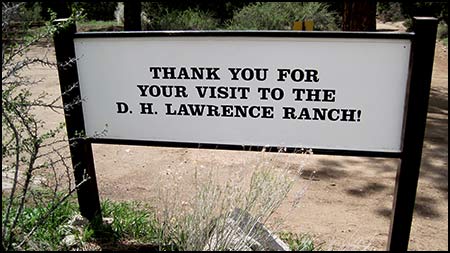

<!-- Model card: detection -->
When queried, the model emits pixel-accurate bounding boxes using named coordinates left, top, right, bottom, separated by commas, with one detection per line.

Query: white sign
left=74, top=35, right=411, bottom=152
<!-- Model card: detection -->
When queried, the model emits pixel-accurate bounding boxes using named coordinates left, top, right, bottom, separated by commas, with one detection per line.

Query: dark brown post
left=342, top=0, right=376, bottom=31
left=53, top=19, right=102, bottom=221
left=387, top=17, right=438, bottom=251
left=124, top=1, right=142, bottom=31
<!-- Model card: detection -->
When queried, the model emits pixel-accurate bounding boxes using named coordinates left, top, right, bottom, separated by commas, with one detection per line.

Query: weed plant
left=155, top=149, right=313, bottom=251
left=2, top=150, right=319, bottom=251
left=227, top=2, right=339, bottom=31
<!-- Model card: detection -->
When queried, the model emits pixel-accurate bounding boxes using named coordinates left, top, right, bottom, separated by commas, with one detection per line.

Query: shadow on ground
left=309, top=82, right=447, bottom=220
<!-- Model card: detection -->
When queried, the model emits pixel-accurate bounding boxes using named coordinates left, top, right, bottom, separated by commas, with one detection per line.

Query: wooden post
left=342, top=0, right=376, bottom=31
left=53, top=19, right=102, bottom=221
left=124, top=1, right=142, bottom=31
left=387, top=17, right=438, bottom=251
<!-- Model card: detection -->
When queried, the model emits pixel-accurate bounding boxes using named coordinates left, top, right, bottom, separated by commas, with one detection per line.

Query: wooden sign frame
left=53, top=17, right=437, bottom=251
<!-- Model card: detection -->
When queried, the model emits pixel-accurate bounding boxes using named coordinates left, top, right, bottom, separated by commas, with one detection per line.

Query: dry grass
left=154, top=149, right=312, bottom=250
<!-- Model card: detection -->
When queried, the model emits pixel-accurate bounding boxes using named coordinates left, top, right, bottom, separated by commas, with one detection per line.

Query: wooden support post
left=387, top=17, right=438, bottom=251
left=53, top=19, right=102, bottom=221
left=124, top=1, right=142, bottom=31
left=342, top=0, right=376, bottom=31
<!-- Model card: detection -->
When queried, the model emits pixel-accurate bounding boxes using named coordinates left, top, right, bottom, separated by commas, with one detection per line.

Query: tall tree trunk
left=342, top=0, right=377, bottom=31
left=124, top=1, right=141, bottom=31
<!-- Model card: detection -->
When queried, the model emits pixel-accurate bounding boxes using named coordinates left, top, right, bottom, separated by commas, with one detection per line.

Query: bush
left=226, top=2, right=339, bottom=31
left=1, top=192, right=79, bottom=250
left=279, top=232, right=323, bottom=251
left=2, top=3, right=85, bottom=251
left=71, top=2, right=116, bottom=21
left=20, top=2, right=44, bottom=23
left=38, top=2, right=115, bottom=21
left=143, top=7, right=219, bottom=30
left=142, top=1, right=246, bottom=25
left=438, top=21, right=448, bottom=41
left=153, top=150, right=312, bottom=251
left=377, top=2, right=405, bottom=22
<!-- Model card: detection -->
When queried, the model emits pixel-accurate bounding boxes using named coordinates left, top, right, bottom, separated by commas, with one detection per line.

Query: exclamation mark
left=357, top=110, right=362, bottom=122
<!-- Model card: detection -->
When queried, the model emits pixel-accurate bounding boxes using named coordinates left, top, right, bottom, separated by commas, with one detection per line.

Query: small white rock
left=69, top=214, right=89, bottom=227
left=62, top=234, right=78, bottom=248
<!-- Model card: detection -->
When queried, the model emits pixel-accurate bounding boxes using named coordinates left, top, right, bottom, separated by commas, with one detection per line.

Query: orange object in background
left=293, top=20, right=314, bottom=31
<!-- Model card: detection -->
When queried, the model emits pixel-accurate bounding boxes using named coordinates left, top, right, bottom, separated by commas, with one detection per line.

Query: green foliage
left=2, top=3, right=85, bottom=251
left=76, top=20, right=119, bottom=32
left=3, top=194, right=177, bottom=250
left=279, top=232, right=323, bottom=251
left=141, top=2, right=339, bottom=31
left=226, top=2, right=339, bottom=31
left=2, top=192, right=78, bottom=250
left=145, top=7, right=220, bottom=30
left=38, top=2, right=115, bottom=21
left=93, top=200, right=177, bottom=250
left=2, top=195, right=325, bottom=251
left=377, top=2, right=405, bottom=22
left=140, top=2, right=165, bottom=27
left=100, top=200, right=157, bottom=242
left=20, top=2, right=44, bottom=23
left=72, top=2, right=116, bottom=21
left=438, top=21, right=448, bottom=41
left=142, top=1, right=246, bottom=25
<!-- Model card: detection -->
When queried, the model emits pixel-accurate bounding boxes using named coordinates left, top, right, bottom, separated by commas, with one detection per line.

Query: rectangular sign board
left=74, top=34, right=411, bottom=153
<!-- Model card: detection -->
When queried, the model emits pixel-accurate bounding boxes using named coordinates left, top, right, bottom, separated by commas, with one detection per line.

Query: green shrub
left=2, top=192, right=79, bottom=250
left=2, top=4, right=85, bottom=250
left=438, top=21, right=448, bottom=41
left=71, top=2, right=116, bottom=21
left=20, top=2, right=44, bottom=23
left=143, top=7, right=219, bottom=30
left=226, top=2, right=339, bottom=31
left=37, top=2, right=115, bottom=21
left=99, top=200, right=161, bottom=244
left=377, top=2, right=405, bottom=22
left=160, top=8, right=219, bottom=30
left=279, top=232, right=323, bottom=251
left=142, top=2, right=245, bottom=25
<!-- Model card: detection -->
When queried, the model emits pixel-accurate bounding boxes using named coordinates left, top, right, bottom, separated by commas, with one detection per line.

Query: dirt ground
left=9, top=23, right=448, bottom=250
